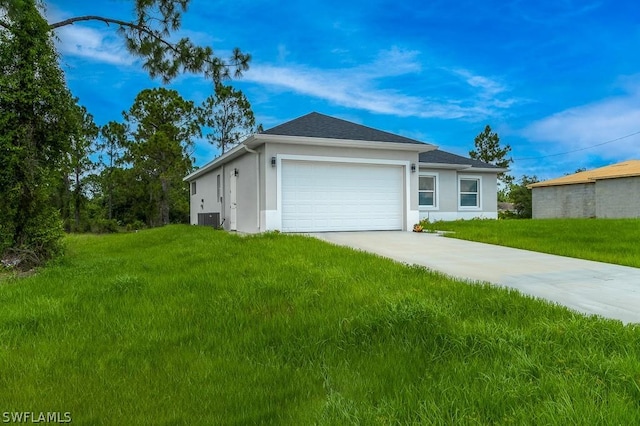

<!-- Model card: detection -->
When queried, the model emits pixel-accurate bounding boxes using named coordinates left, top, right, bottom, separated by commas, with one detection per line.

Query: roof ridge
left=262, top=112, right=427, bottom=145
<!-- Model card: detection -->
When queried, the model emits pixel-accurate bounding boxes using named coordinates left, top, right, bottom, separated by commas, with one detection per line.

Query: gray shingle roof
left=419, top=149, right=501, bottom=169
left=262, top=112, right=426, bottom=145
left=261, top=112, right=500, bottom=169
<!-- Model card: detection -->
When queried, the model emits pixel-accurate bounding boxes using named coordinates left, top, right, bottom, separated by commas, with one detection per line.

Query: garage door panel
left=281, top=161, right=404, bottom=232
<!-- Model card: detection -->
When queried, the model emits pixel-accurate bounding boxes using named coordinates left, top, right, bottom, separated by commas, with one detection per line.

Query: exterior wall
left=436, top=169, right=458, bottom=213
left=262, top=142, right=420, bottom=231
left=595, top=177, right=640, bottom=218
left=226, top=151, right=261, bottom=233
left=189, top=166, right=223, bottom=226
left=190, top=142, right=503, bottom=231
left=418, top=168, right=499, bottom=222
left=532, top=184, right=596, bottom=218
left=189, top=147, right=263, bottom=232
left=481, top=172, right=499, bottom=218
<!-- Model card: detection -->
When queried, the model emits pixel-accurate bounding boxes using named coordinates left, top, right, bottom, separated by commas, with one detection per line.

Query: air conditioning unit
left=197, top=212, right=221, bottom=228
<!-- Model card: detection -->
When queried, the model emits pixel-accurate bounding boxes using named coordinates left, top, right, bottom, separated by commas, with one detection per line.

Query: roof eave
left=185, top=134, right=438, bottom=181
left=528, top=180, right=594, bottom=189
left=183, top=140, right=254, bottom=182
left=419, top=162, right=471, bottom=170
left=419, top=162, right=507, bottom=173
left=471, top=167, right=509, bottom=173
left=254, top=133, right=436, bottom=152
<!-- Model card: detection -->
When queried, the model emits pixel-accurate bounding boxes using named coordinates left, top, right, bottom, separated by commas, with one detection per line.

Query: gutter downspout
left=221, top=163, right=225, bottom=229
left=242, top=145, right=261, bottom=232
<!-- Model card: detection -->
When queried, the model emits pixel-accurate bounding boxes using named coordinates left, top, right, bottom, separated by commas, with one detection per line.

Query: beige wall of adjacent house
left=532, top=183, right=596, bottom=218
left=595, top=177, right=640, bottom=218
left=532, top=178, right=640, bottom=219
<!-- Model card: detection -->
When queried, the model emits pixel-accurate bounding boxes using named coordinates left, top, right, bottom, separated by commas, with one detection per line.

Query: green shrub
left=125, top=220, right=146, bottom=232
left=1, top=207, right=65, bottom=270
left=92, top=219, right=119, bottom=234
left=498, top=210, right=518, bottom=219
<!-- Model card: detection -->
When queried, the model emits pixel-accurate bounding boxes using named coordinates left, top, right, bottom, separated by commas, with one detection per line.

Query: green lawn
left=421, top=218, right=640, bottom=268
left=1, top=225, right=639, bottom=424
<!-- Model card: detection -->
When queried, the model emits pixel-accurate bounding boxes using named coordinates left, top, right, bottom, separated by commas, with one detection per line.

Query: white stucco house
left=184, top=112, right=505, bottom=233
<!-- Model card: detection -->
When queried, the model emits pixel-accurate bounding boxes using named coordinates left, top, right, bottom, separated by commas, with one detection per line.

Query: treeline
left=58, top=88, right=196, bottom=233
left=1, top=0, right=257, bottom=269
left=56, top=85, right=257, bottom=233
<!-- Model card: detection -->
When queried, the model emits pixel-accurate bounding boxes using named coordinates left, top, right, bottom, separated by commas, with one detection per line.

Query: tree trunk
left=160, top=178, right=170, bottom=225
left=74, top=167, right=81, bottom=230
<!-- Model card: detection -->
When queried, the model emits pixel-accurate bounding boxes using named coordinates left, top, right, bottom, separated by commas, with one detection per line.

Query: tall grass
left=422, top=218, right=640, bottom=268
left=1, top=226, right=639, bottom=424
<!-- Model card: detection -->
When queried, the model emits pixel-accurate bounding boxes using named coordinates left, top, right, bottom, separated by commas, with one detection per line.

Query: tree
left=0, top=1, right=77, bottom=268
left=0, top=0, right=251, bottom=267
left=97, top=121, right=128, bottom=220
left=469, top=125, right=513, bottom=186
left=52, top=104, right=98, bottom=232
left=65, top=104, right=99, bottom=231
left=122, top=88, right=200, bottom=226
left=91, top=166, right=148, bottom=228
left=201, top=83, right=259, bottom=154
left=509, top=175, right=538, bottom=219
left=0, top=0, right=251, bottom=84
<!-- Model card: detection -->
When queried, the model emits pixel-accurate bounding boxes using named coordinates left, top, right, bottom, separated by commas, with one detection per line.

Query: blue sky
left=45, top=0, right=640, bottom=180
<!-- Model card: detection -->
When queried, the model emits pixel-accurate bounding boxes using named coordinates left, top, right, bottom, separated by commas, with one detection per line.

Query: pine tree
left=469, top=125, right=513, bottom=186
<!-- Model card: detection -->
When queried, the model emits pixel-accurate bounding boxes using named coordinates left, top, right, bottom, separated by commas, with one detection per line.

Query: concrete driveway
left=311, top=231, right=640, bottom=324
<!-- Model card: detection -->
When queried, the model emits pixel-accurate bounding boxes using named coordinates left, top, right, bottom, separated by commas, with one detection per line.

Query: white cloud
left=244, top=64, right=424, bottom=117
left=243, top=48, right=516, bottom=120
left=364, top=46, right=423, bottom=77
left=55, top=25, right=135, bottom=66
left=450, top=68, right=506, bottom=97
left=522, top=80, right=640, bottom=161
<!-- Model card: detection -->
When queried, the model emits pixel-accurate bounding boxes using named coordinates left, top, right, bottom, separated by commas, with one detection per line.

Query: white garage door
left=281, top=161, right=404, bottom=232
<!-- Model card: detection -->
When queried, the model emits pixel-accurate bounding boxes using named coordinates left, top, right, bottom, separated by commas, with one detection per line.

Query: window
left=459, top=177, right=480, bottom=208
left=216, top=174, right=221, bottom=200
left=419, top=175, right=436, bottom=207
left=191, top=181, right=197, bottom=195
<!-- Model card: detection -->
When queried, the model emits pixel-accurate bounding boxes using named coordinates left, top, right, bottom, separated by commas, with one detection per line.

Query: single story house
left=528, top=159, right=640, bottom=218
left=184, top=112, right=505, bottom=233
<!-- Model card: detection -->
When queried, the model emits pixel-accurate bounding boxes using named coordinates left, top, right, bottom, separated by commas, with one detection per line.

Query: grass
left=421, top=218, right=640, bottom=268
left=1, top=225, right=639, bottom=424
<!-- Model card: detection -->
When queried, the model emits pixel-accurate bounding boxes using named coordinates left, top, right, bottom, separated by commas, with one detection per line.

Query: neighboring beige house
left=184, top=112, right=505, bottom=233
left=528, top=160, right=640, bottom=219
